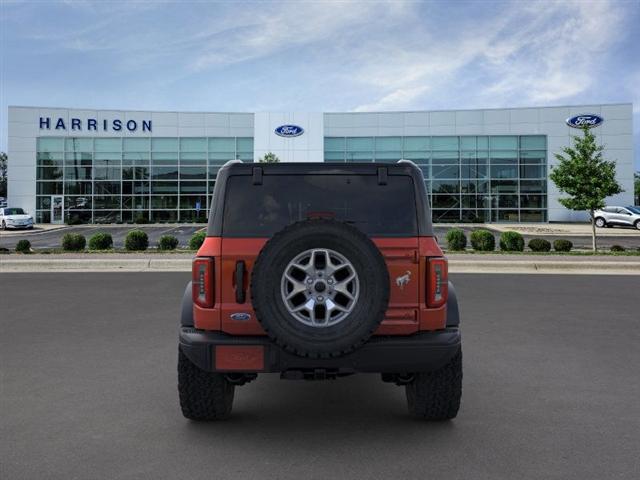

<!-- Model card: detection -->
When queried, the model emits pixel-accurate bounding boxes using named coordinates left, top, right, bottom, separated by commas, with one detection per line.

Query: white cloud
left=350, top=0, right=632, bottom=111
left=190, top=1, right=411, bottom=71
left=480, top=0, right=623, bottom=104
left=354, top=85, right=430, bottom=112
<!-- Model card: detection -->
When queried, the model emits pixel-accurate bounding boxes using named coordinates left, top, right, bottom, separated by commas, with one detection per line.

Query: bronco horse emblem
left=395, top=270, right=412, bottom=290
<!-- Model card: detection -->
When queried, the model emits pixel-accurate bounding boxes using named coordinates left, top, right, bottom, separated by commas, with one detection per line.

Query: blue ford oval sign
left=566, top=114, right=604, bottom=129
left=275, top=125, right=304, bottom=137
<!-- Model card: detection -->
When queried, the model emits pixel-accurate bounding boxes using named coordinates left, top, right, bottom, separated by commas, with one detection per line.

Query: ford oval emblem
left=566, top=114, right=604, bottom=129
left=275, top=125, right=304, bottom=137
left=230, top=312, right=251, bottom=321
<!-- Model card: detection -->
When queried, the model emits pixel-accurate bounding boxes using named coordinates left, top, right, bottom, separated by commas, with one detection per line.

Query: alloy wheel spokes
left=281, top=248, right=359, bottom=328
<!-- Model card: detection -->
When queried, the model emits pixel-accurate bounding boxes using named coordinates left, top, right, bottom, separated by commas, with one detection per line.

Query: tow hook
left=381, top=373, right=415, bottom=385
left=224, top=373, right=258, bottom=385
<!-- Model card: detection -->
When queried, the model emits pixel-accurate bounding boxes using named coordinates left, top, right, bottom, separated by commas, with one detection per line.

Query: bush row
left=19, top=230, right=208, bottom=252
left=445, top=229, right=575, bottom=253
left=8, top=231, right=632, bottom=255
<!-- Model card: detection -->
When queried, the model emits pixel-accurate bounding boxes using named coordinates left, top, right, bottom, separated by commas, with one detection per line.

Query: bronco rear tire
left=406, top=349, right=462, bottom=420
left=178, top=348, right=235, bottom=420
left=251, top=219, right=389, bottom=358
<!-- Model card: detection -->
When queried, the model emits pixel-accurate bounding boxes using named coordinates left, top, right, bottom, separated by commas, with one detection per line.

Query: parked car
left=0, top=197, right=7, bottom=208
left=594, top=206, right=640, bottom=230
left=178, top=160, right=462, bottom=421
left=0, top=207, right=35, bottom=230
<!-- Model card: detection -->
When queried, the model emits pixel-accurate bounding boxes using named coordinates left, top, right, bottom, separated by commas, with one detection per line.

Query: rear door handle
left=235, top=261, right=246, bottom=304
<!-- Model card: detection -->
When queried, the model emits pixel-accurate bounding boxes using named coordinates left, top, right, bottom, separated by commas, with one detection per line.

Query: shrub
left=189, top=231, right=206, bottom=250
left=499, top=231, right=525, bottom=252
left=125, top=230, right=149, bottom=251
left=470, top=229, right=495, bottom=251
left=158, top=235, right=179, bottom=251
left=62, top=233, right=86, bottom=251
left=134, top=215, right=149, bottom=224
left=528, top=238, right=551, bottom=252
left=553, top=239, right=573, bottom=252
left=15, top=239, right=31, bottom=253
left=88, top=232, right=113, bottom=250
left=445, top=228, right=467, bottom=251
left=610, top=244, right=625, bottom=252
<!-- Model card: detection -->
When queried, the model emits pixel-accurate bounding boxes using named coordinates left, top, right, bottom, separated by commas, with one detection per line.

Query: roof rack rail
left=221, top=159, right=243, bottom=168
left=397, top=159, right=418, bottom=167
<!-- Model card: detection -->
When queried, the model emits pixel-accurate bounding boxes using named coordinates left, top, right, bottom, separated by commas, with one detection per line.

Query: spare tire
left=251, top=219, right=389, bottom=358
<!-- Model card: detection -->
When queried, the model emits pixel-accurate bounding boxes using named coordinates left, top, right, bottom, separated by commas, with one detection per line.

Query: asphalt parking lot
left=2, top=273, right=639, bottom=480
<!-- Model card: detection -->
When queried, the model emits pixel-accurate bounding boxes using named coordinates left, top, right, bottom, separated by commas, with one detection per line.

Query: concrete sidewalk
left=0, top=224, right=67, bottom=237
left=2, top=253, right=639, bottom=275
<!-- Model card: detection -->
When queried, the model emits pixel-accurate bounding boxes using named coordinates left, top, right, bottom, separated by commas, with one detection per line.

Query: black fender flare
left=446, top=281, right=460, bottom=327
left=180, top=281, right=194, bottom=327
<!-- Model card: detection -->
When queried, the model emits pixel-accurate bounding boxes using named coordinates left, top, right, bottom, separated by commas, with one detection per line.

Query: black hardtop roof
left=207, top=160, right=433, bottom=236
left=222, top=161, right=422, bottom=176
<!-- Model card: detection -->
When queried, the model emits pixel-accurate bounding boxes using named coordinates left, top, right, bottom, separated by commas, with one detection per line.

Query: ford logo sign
left=230, top=312, right=251, bottom=321
left=566, top=114, right=604, bottom=129
left=275, top=125, right=304, bottom=137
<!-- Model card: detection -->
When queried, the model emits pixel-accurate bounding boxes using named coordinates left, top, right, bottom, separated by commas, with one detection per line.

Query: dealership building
left=6, top=103, right=634, bottom=224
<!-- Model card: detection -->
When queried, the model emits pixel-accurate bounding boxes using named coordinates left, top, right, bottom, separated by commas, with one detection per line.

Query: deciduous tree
left=0, top=152, right=7, bottom=198
left=258, top=152, right=280, bottom=163
left=550, top=128, right=623, bottom=251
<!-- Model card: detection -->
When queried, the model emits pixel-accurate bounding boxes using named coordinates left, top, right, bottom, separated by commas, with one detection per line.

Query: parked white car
left=593, top=206, right=640, bottom=230
left=0, top=207, right=35, bottom=230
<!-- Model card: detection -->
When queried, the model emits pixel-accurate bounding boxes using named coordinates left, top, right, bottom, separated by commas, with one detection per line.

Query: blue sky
left=1, top=0, right=639, bottom=168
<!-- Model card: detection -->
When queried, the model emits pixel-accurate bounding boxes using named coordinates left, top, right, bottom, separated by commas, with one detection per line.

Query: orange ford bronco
left=179, top=160, right=462, bottom=420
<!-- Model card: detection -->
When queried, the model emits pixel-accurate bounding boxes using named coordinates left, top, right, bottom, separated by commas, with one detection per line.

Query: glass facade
left=324, top=135, right=547, bottom=222
left=34, top=134, right=546, bottom=224
left=36, top=136, right=253, bottom=223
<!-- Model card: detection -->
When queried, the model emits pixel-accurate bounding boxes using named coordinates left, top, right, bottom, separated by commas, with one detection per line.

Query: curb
left=0, top=258, right=191, bottom=272
left=448, top=259, right=640, bottom=275
left=2, top=258, right=639, bottom=275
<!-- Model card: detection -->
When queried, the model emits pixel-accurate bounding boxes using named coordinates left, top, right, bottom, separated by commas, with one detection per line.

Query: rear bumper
left=179, top=327, right=461, bottom=374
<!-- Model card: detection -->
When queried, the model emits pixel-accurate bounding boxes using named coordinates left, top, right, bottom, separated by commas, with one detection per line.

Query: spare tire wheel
left=251, top=219, right=389, bottom=358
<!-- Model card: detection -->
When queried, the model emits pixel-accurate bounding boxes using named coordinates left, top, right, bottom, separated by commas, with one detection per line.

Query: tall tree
left=258, top=152, right=280, bottom=163
left=634, top=172, right=640, bottom=205
left=550, top=128, right=623, bottom=252
left=0, top=152, right=7, bottom=198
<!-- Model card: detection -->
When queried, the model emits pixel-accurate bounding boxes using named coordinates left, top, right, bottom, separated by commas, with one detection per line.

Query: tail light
left=427, top=257, right=448, bottom=308
left=192, top=257, right=214, bottom=308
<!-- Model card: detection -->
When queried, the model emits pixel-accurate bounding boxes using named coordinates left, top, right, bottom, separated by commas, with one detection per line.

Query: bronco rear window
left=222, top=174, right=418, bottom=237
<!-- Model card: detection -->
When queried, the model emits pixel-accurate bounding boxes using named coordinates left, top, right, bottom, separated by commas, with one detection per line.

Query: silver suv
left=594, top=206, right=640, bottom=230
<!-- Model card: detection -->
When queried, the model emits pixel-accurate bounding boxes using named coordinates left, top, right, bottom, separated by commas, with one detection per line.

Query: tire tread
left=406, top=349, right=462, bottom=420
left=178, top=348, right=235, bottom=420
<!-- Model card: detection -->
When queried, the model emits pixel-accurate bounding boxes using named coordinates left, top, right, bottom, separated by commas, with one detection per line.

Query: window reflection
left=326, top=135, right=547, bottom=222
left=36, top=136, right=253, bottom=223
